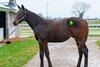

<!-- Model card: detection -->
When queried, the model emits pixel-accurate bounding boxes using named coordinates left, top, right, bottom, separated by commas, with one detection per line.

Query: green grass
left=20, top=27, right=32, bottom=30
left=21, top=21, right=27, bottom=24
left=0, top=39, right=38, bottom=67
left=88, top=21, right=100, bottom=24
left=96, top=40, right=100, bottom=47
left=89, top=34, right=100, bottom=37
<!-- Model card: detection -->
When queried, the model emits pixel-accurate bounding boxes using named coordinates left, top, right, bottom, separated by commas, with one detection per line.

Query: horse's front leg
left=39, top=40, right=45, bottom=67
left=44, top=43, right=52, bottom=67
left=39, top=39, right=52, bottom=67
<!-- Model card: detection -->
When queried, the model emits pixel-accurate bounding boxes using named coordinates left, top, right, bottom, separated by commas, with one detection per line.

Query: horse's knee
left=45, top=51, right=52, bottom=67
left=45, top=51, right=49, bottom=56
left=40, top=51, right=44, bottom=59
left=45, top=51, right=51, bottom=61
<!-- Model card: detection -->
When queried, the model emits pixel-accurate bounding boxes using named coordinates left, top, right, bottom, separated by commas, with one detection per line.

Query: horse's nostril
left=13, top=22, right=17, bottom=26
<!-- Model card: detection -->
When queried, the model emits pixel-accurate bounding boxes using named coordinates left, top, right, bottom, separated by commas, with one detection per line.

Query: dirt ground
left=0, top=37, right=31, bottom=43
left=0, top=37, right=32, bottom=47
left=22, top=37, right=100, bottom=67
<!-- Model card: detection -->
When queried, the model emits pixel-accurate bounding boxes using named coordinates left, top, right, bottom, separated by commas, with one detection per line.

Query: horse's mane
left=25, top=9, right=46, bottom=23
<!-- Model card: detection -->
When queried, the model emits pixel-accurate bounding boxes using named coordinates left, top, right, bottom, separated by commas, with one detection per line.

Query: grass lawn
left=0, top=38, right=38, bottom=67
left=20, top=26, right=32, bottom=30
left=96, top=40, right=100, bottom=47
left=89, top=34, right=100, bottom=37
left=88, top=21, right=100, bottom=24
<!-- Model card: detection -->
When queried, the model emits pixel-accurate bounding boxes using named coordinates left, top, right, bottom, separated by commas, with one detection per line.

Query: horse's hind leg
left=82, top=43, right=88, bottom=67
left=75, top=40, right=83, bottom=67
left=75, top=39, right=88, bottom=67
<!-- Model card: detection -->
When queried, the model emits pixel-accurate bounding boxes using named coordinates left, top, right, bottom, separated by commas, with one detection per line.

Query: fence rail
left=89, top=24, right=100, bottom=28
left=19, top=24, right=34, bottom=37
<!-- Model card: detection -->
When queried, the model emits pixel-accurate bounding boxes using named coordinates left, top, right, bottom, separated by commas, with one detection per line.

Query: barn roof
left=0, top=0, right=18, bottom=12
left=0, top=4, right=10, bottom=11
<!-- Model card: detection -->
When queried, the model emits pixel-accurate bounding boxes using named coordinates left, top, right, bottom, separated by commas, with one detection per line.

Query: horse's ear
left=21, top=5, right=25, bottom=10
left=17, top=5, right=21, bottom=9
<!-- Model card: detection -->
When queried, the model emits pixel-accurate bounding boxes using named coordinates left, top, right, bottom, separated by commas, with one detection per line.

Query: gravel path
left=23, top=37, right=100, bottom=67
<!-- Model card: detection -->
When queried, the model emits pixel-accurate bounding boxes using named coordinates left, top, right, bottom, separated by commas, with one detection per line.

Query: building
left=0, top=0, right=19, bottom=40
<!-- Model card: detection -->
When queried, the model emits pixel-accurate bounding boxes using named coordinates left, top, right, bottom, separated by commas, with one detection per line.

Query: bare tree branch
left=72, top=1, right=91, bottom=18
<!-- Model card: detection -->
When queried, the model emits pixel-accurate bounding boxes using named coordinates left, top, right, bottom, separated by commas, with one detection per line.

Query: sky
left=0, top=0, right=100, bottom=18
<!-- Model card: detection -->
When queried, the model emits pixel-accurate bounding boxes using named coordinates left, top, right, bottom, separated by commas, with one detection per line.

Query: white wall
left=6, top=12, right=19, bottom=38
left=0, top=28, right=3, bottom=40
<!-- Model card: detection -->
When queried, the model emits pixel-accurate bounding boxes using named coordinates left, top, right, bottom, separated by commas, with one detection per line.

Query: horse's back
left=67, top=17, right=88, bottom=42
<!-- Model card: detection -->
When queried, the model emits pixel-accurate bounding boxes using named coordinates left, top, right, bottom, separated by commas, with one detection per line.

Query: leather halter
left=18, top=10, right=26, bottom=22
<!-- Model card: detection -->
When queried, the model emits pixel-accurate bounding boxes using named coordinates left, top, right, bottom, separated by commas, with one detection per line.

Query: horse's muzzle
left=13, top=21, right=18, bottom=26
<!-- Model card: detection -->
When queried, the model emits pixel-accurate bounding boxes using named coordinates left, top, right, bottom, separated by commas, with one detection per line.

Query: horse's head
left=13, top=5, right=26, bottom=26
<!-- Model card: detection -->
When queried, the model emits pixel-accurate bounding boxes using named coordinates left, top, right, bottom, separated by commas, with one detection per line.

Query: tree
left=72, top=1, right=91, bottom=18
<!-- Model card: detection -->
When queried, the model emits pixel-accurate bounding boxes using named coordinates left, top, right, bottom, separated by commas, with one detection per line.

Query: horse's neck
left=25, top=10, right=45, bottom=29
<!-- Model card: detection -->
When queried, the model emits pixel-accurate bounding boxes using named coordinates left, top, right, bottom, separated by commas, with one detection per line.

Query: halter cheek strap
left=19, top=10, right=27, bottom=21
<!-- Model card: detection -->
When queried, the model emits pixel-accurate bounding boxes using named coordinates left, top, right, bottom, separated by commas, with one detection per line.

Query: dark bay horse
left=13, top=5, right=89, bottom=67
